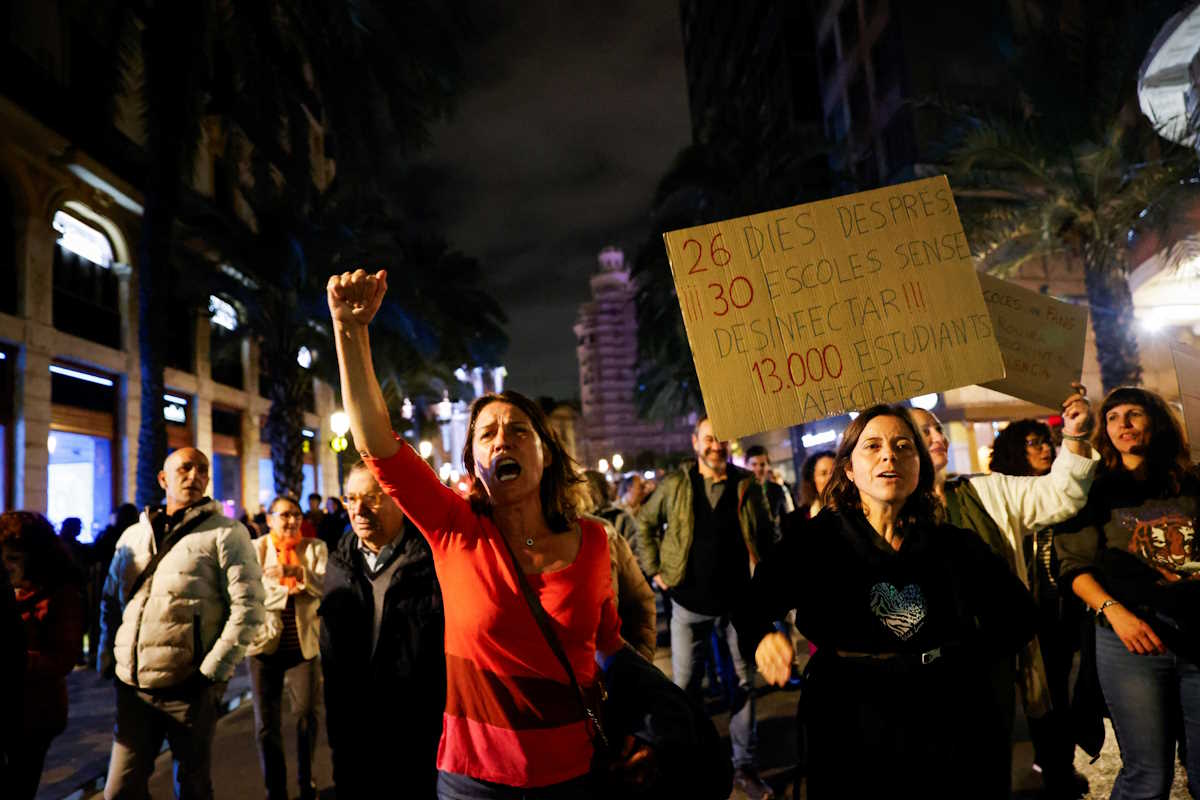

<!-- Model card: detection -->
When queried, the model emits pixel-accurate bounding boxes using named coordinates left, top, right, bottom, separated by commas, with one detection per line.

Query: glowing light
left=801, top=429, right=837, bottom=448
left=208, top=295, right=239, bottom=331
left=47, top=435, right=56, bottom=455
left=49, top=365, right=113, bottom=387
left=163, top=404, right=186, bottom=423
left=439, top=463, right=453, bottom=481
left=53, top=211, right=114, bottom=267
left=297, top=346, right=313, bottom=369
left=643, top=470, right=655, bottom=479
left=419, top=440, right=434, bottom=459
left=401, top=398, right=414, bottom=420
left=330, top=435, right=348, bottom=453
left=848, top=411, right=859, bottom=420
left=301, top=429, right=315, bottom=439
left=329, top=411, right=350, bottom=436
left=909, top=394, right=939, bottom=411
left=611, top=454, right=624, bottom=471
left=598, top=458, right=609, bottom=473
left=163, top=393, right=189, bottom=405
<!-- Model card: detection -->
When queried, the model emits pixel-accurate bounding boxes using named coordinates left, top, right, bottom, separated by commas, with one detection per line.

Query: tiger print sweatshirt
left=735, top=507, right=1035, bottom=663
left=1054, top=469, right=1200, bottom=657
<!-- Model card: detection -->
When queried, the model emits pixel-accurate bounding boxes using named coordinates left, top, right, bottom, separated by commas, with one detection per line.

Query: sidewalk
left=36, top=664, right=253, bottom=800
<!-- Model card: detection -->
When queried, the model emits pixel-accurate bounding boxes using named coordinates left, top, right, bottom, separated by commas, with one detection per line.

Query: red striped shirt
left=365, top=443, right=622, bottom=788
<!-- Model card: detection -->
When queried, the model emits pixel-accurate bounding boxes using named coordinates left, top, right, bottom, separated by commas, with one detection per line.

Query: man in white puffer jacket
left=99, top=447, right=265, bottom=800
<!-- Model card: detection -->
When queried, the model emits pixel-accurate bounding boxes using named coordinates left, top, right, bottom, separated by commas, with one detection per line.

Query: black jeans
left=250, top=654, right=320, bottom=800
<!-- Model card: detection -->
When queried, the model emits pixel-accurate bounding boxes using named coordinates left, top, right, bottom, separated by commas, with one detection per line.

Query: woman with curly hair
left=329, top=269, right=651, bottom=799
left=989, top=418, right=1090, bottom=797
left=0, top=511, right=85, bottom=799
left=1056, top=387, right=1200, bottom=797
left=737, top=404, right=1036, bottom=798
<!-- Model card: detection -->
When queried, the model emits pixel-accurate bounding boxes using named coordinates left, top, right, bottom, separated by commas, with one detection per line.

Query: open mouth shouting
left=495, top=457, right=523, bottom=482
left=876, top=470, right=902, bottom=481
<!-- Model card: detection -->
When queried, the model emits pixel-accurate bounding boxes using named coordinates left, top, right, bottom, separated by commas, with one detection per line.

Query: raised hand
left=327, top=269, right=388, bottom=328
left=1061, top=381, right=1093, bottom=438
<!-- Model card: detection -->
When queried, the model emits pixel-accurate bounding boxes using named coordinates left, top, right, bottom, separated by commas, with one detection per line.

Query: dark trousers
left=104, top=680, right=224, bottom=800
left=250, top=654, right=320, bottom=800
left=436, top=770, right=597, bottom=800
left=1027, top=596, right=1080, bottom=780
left=4, top=730, right=55, bottom=800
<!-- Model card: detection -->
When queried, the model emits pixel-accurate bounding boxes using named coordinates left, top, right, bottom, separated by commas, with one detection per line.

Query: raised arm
left=327, top=269, right=398, bottom=460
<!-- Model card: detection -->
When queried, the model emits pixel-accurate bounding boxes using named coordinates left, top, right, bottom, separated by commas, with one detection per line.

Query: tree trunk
left=265, top=391, right=305, bottom=500
left=135, top=4, right=202, bottom=507
left=1082, top=246, right=1142, bottom=393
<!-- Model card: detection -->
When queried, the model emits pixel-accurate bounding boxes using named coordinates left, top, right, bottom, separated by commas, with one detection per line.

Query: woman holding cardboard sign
left=736, top=404, right=1036, bottom=798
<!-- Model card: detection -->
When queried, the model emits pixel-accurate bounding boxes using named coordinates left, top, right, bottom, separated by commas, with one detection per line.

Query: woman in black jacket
left=736, top=404, right=1036, bottom=798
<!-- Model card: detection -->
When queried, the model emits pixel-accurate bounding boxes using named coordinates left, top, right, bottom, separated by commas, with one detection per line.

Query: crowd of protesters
left=0, top=265, right=1194, bottom=800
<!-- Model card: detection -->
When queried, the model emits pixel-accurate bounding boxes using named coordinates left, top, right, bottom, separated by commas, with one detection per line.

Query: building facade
left=574, top=247, right=692, bottom=469
left=0, top=6, right=342, bottom=537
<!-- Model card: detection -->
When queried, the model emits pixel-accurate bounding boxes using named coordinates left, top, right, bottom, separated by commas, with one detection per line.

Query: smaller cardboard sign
left=977, top=273, right=1089, bottom=410
left=1170, top=342, right=1200, bottom=463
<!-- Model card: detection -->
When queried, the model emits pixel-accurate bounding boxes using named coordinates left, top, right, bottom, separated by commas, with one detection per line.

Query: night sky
left=417, top=1, right=692, bottom=400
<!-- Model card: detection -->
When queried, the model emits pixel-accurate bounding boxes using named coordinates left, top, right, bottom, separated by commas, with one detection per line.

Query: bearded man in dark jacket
left=319, top=463, right=445, bottom=799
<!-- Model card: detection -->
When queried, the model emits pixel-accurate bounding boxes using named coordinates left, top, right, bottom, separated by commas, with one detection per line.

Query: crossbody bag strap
left=127, top=510, right=217, bottom=601
left=496, top=527, right=610, bottom=750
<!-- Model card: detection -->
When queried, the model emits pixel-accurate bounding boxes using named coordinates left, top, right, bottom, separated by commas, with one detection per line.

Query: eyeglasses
left=343, top=492, right=385, bottom=511
left=1024, top=437, right=1050, bottom=448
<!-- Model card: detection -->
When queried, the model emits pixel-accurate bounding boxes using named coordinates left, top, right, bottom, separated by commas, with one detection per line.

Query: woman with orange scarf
left=248, top=496, right=328, bottom=800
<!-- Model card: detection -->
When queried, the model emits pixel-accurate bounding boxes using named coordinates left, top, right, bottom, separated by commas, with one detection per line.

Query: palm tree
left=947, top=0, right=1197, bottom=392
left=85, top=1, right=481, bottom=503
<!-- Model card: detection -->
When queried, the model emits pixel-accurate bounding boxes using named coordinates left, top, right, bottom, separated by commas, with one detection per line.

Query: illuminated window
left=208, top=295, right=239, bottom=331
left=52, top=211, right=121, bottom=348
left=53, top=211, right=113, bottom=268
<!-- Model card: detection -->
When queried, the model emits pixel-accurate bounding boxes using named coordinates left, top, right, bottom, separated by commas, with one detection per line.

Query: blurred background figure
left=317, top=496, right=349, bottom=550
left=798, top=450, right=836, bottom=520
left=0, top=510, right=85, bottom=800
left=583, top=470, right=657, bottom=661
left=745, top=446, right=794, bottom=541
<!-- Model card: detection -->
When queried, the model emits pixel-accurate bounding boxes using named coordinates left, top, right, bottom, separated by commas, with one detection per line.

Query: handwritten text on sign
left=977, top=273, right=1089, bottom=410
left=664, top=175, right=1006, bottom=441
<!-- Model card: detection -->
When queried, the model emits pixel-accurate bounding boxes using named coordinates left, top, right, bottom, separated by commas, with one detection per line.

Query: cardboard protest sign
left=663, top=175, right=1005, bottom=441
left=977, top=273, right=1089, bottom=410
left=1170, top=342, right=1200, bottom=463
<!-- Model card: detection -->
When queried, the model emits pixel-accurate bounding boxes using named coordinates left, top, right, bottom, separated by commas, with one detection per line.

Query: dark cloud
left=419, top=1, right=692, bottom=399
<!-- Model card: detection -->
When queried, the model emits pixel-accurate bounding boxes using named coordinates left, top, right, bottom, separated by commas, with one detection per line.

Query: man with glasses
left=318, top=462, right=445, bottom=798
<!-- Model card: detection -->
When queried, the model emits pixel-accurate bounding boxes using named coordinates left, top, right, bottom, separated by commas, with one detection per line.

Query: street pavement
left=41, top=645, right=1189, bottom=799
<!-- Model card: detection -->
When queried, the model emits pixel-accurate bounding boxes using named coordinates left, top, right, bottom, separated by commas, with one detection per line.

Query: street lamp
left=329, top=411, right=351, bottom=493
left=597, top=458, right=609, bottom=473
left=330, top=411, right=350, bottom=437
left=419, top=440, right=434, bottom=460
left=611, top=453, right=624, bottom=471
left=439, top=463, right=453, bottom=483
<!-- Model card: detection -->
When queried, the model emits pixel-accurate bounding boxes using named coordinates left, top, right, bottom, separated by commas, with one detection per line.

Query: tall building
left=679, top=1, right=821, bottom=144
left=575, top=247, right=691, bottom=468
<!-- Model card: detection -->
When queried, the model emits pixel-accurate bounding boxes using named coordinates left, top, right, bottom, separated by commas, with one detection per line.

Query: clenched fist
left=1060, top=381, right=1093, bottom=438
left=327, top=269, right=388, bottom=328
